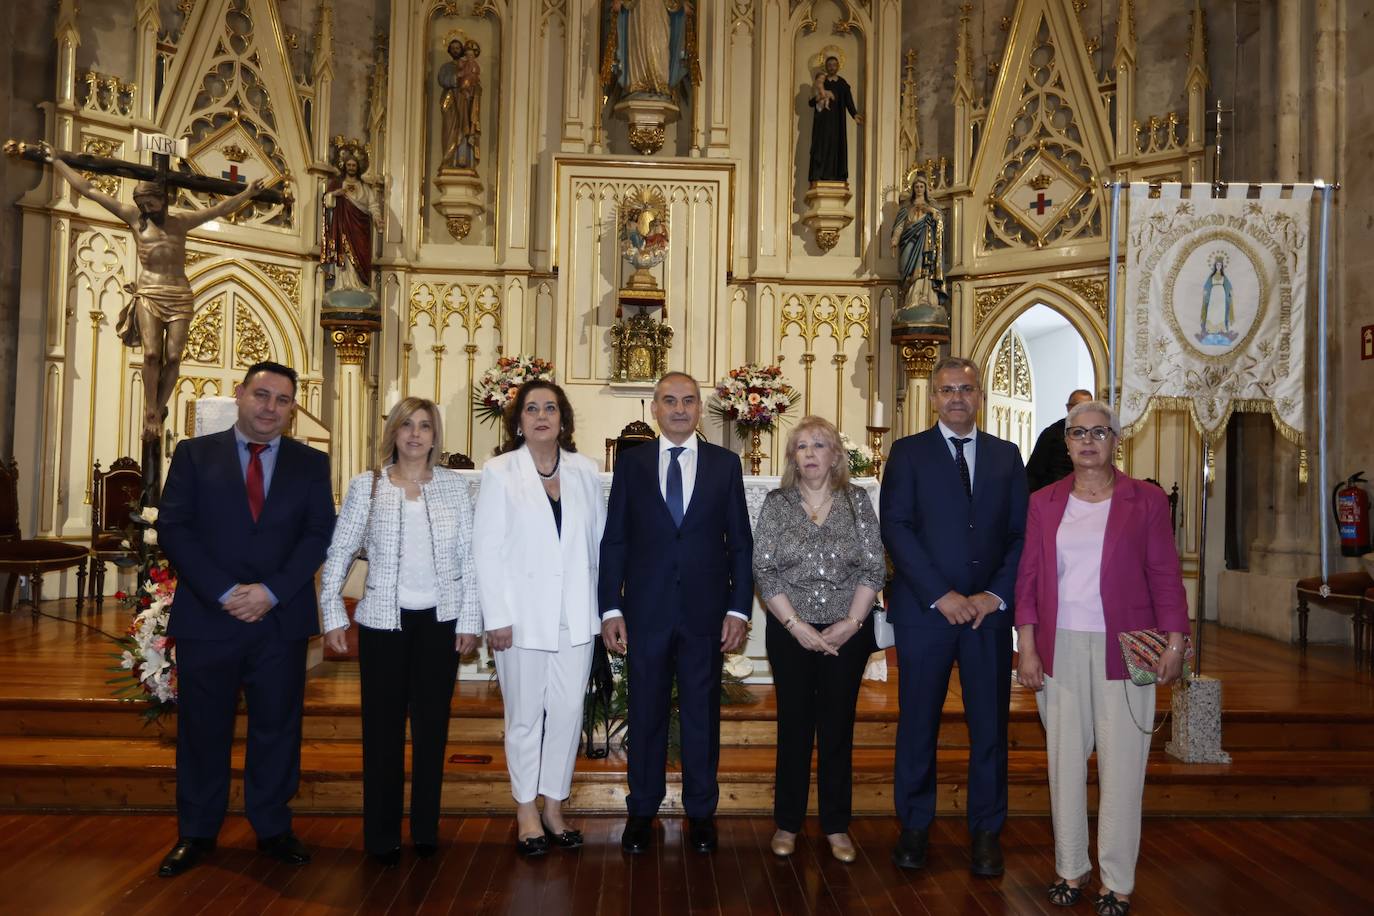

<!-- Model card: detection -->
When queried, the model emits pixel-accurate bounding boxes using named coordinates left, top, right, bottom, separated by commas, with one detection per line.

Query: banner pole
left=1316, top=180, right=1333, bottom=587
left=1106, top=182, right=1123, bottom=411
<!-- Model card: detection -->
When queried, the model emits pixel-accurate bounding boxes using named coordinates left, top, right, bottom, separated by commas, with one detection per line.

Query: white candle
left=873, top=399, right=885, bottom=428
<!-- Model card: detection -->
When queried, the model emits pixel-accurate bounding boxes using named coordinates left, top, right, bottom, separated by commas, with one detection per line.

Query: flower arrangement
left=709, top=364, right=798, bottom=436
left=840, top=431, right=874, bottom=477
left=473, top=355, right=556, bottom=426
left=108, top=507, right=178, bottom=722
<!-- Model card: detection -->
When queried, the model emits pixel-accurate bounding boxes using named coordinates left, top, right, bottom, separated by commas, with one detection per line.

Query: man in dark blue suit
left=880, top=356, right=1028, bottom=876
left=155, top=361, right=335, bottom=877
left=599, top=372, right=754, bottom=855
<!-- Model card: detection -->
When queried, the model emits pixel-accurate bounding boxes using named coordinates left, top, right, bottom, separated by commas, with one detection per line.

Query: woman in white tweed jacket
left=474, top=380, right=604, bottom=857
left=319, top=396, right=481, bottom=867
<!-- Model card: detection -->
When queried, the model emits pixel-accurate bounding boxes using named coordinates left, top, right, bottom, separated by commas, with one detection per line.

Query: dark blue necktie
left=951, top=437, right=972, bottom=500
left=666, top=446, right=685, bottom=527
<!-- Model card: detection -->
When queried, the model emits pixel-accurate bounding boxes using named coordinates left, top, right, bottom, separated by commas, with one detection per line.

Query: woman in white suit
left=474, top=380, right=605, bottom=856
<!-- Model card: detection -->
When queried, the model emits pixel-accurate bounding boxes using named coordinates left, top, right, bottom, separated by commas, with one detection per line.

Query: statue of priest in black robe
left=807, top=56, right=863, bottom=182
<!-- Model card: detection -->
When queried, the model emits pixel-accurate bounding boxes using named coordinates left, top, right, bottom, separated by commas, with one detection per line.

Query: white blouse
left=397, top=494, right=438, bottom=610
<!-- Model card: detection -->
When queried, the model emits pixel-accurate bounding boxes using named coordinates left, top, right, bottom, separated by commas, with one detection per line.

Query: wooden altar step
left=1, top=734, right=1372, bottom=817
left=4, top=689, right=1373, bottom=753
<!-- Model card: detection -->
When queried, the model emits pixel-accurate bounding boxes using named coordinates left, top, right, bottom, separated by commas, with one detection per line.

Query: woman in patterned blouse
left=753, top=415, right=886, bottom=863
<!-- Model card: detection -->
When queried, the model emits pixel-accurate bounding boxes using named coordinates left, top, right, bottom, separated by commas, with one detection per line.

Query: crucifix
left=5, top=134, right=290, bottom=504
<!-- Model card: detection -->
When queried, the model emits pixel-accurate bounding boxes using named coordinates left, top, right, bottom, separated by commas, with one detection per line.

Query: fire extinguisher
left=1333, top=472, right=1372, bottom=557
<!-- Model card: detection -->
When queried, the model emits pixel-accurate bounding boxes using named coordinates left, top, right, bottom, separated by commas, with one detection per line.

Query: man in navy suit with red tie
left=599, top=372, right=754, bottom=855
left=155, top=361, right=335, bottom=877
left=880, top=356, right=1028, bottom=877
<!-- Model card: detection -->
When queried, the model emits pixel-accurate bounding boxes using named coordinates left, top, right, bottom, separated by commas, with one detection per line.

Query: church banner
left=1119, top=182, right=1311, bottom=467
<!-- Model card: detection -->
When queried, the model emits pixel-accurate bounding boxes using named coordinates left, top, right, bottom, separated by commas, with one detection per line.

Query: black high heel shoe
left=542, top=817, right=584, bottom=849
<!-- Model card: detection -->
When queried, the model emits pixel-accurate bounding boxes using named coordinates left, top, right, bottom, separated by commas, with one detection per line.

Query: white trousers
left=1035, top=629, right=1154, bottom=896
left=494, top=625, right=594, bottom=804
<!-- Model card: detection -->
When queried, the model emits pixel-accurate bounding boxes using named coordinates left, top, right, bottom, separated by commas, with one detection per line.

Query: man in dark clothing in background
left=1024, top=389, right=1093, bottom=493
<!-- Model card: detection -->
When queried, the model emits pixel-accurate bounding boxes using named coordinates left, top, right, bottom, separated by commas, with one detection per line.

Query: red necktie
left=246, top=442, right=268, bottom=522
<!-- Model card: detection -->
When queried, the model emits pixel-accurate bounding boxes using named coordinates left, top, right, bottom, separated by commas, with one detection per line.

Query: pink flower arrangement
left=473, top=355, right=556, bottom=425
left=709, top=363, right=799, bottom=434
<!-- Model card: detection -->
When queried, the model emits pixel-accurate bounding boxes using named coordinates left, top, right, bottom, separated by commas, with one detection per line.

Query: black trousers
left=357, top=611, right=459, bottom=853
left=765, top=611, right=873, bottom=834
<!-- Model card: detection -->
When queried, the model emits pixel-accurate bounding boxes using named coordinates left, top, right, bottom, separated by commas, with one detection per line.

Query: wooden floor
left=2, top=601, right=1374, bottom=817
left=1, top=812, right=1372, bottom=915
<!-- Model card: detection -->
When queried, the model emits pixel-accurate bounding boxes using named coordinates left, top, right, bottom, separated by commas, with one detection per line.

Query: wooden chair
left=604, top=420, right=657, bottom=470
left=89, top=457, right=143, bottom=606
left=442, top=451, right=475, bottom=470
left=1294, top=570, right=1372, bottom=663
left=0, top=458, right=88, bottom=614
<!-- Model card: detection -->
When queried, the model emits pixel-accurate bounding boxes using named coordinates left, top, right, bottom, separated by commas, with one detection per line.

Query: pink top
left=1055, top=495, right=1111, bottom=632
left=1014, top=473, right=1190, bottom=680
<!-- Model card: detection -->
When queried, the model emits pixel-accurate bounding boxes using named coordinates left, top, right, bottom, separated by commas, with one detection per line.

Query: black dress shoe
left=687, top=817, right=718, bottom=853
left=621, top=816, right=653, bottom=854
left=891, top=828, right=928, bottom=870
left=542, top=819, right=584, bottom=849
left=157, top=837, right=216, bottom=878
left=257, top=831, right=311, bottom=866
left=414, top=843, right=439, bottom=859
left=371, top=846, right=401, bottom=867
left=971, top=830, right=1004, bottom=877
left=516, top=833, right=549, bottom=857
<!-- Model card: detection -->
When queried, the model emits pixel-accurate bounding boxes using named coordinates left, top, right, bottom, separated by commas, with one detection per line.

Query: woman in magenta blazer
left=1014, top=401, right=1189, bottom=916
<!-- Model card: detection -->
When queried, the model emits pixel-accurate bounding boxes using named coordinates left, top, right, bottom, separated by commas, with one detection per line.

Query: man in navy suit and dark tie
left=154, top=361, right=335, bottom=877
left=880, top=356, right=1028, bottom=876
left=599, top=372, right=754, bottom=855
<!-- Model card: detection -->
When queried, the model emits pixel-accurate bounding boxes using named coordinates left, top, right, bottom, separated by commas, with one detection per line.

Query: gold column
left=799, top=352, right=815, bottom=415
left=900, top=340, right=940, bottom=435
left=84, top=310, right=105, bottom=504
left=329, top=327, right=374, bottom=486
left=464, top=342, right=478, bottom=454
left=432, top=344, right=447, bottom=404
left=832, top=353, right=847, bottom=430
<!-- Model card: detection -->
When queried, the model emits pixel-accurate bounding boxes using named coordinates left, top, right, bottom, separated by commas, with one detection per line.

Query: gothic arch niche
left=788, top=0, right=868, bottom=260
left=146, top=267, right=310, bottom=454
left=969, top=283, right=1106, bottom=401
left=422, top=2, right=502, bottom=249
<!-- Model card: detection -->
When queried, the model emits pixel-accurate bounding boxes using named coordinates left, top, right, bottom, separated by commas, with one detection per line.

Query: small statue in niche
left=322, top=142, right=382, bottom=293
left=807, top=54, right=862, bottom=183
left=889, top=171, right=951, bottom=338
left=621, top=204, right=667, bottom=280
left=438, top=38, right=482, bottom=171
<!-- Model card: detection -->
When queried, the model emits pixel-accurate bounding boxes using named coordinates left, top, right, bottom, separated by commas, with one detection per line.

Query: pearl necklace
left=535, top=450, right=560, bottom=481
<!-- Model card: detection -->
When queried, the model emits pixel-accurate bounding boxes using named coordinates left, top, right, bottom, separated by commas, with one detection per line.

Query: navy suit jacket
left=879, top=427, right=1028, bottom=629
left=158, top=428, right=335, bottom=641
left=597, top=440, right=754, bottom=637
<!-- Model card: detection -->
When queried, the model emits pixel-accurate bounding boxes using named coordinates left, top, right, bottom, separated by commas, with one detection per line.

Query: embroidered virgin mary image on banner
left=1119, top=182, right=1312, bottom=470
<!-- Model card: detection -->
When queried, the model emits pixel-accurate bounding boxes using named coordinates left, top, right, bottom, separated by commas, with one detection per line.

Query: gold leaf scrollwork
left=973, top=283, right=1021, bottom=332
left=250, top=261, right=302, bottom=308
left=1059, top=275, right=1109, bottom=321
left=184, top=250, right=216, bottom=267
left=185, top=296, right=224, bottom=364
left=81, top=137, right=121, bottom=198
left=233, top=304, right=272, bottom=367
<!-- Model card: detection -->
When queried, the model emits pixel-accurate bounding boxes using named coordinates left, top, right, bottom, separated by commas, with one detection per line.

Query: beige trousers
left=1035, top=629, right=1154, bottom=895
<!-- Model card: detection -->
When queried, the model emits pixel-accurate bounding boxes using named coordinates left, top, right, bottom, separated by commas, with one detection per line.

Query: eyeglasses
left=935, top=384, right=979, bottom=397
left=1066, top=425, right=1113, bottom=441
